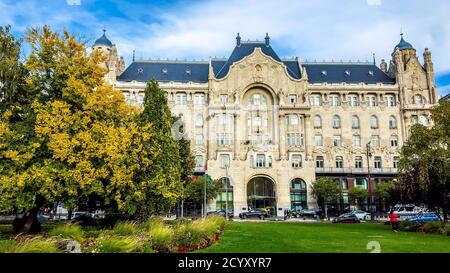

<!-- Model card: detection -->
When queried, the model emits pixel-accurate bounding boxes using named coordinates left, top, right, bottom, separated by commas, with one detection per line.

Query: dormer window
left=345, top=70, right=351, bottom=76
left=321, top=70, right=327, bottom=76
left=162, top=68, right=168, bottom=74
left=185, top=69, right=191, bottom=75
left=137, top=68, right=144, bottom=74
left=368, top=70, right=374, bottom=76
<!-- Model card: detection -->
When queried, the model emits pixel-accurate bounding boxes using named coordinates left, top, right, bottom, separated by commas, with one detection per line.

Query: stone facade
left=95, top=32, right=438, bottom=217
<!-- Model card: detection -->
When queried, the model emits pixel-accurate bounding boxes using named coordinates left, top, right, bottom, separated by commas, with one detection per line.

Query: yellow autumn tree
left=0, top=26, right=181, bottom=233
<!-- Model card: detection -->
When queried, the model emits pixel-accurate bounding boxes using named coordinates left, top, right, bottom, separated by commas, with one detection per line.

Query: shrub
left=399, top=221, right=423, bottom=232
left=96, top=237, right=140, bottom=253
left=422, top=221, right=444, bottom=234
left=0, top=240, right=19, bottom=253
left=15, top=238, right=60, bottom=253
left=112, top=221, right=138, bottom=236
left=49, top=224, right=83, bottom=241
left=148, top=225, right=174, bottom=253
left=142, top=217, right=164, bottom=231
left=139, top=241, right=156, bottom=253
left=441, top=225, right=450, bottom=236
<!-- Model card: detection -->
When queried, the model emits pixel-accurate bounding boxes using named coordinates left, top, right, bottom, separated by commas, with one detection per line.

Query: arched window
left=248, top=93, right=267, bottom=106
left=389, top=116, right=397, bottom=129
left=290, top=178, right=307, bottom=211
left=414, top=95, right=423, bottom=105
left=314, top=115, right=322, bottom=128
left=332, top=115, right=341, bottom=129
left=352, top=115, right=360, bottom=129
left=370, top=115, right=378, bottom=129
left=195, top=114, right=204, bottom=127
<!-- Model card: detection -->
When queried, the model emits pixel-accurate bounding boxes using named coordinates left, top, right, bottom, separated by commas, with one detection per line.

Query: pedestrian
left=389, top=210, right=399, bottom=232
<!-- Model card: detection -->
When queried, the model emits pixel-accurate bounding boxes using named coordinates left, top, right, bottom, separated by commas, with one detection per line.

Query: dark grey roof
left=440, top=92, right=450, bottom=102
left=303, top=63, right=395, bottom=84
left=117, top=60, right=209, bottom=83
left=394, top=34, right=414, bottom=52
left=94, top=33, right=113, bottom=48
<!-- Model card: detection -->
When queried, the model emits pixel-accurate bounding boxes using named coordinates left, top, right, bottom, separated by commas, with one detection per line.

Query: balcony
left=315, top=167, right=398, bottom=175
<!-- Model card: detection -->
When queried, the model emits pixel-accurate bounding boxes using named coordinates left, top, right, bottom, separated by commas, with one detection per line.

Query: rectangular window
left=335, top=157, right=344, bottom=169
left=195, top=155, right=203, bottom=169
left=195, top=134, right=203, bottom=146
left=176, top=94, right=187, bottom=105
left=371, top=135, right=380, bottom=147
left=385, top=95, right=396, bottom=107
left=393, top=156, right=399, bottom=169
left=391, top=137, right=398, bottom=147
left=220, top=94, right=228, bottom=104
left=219, top=154, right=230, bottom=169
left=314, top=135, right=323, bottom=147
left=194, top=94, right=205, bottom=106
left=286, top=133, right=303, bottom=146
left=256, top=154, right=266, bottom=168
left=374, top=156, right=382, bottom=169
left=217, top=114, right=231, bottom=126
left=286, top=115, right=299, bottom=125
left=352, top=135, right=361, bottom=147
left=348, top=95, right=359, bottom=107
left=310, top=94, right=321, bottom=106
left=333, top=135, right=342, bottom=147
left=329, top=94, right=341, bottom=107
left=355, top=156, right=363, bottom=169
left=367, top=95, right=378, bottom=107
left=316, top=156, right=324, bottom=168
left=292, top=154, right=302, bottom=168
left=342, top=180, right=348, bottom=190
left=289, top=94, right=297, bottom=104
left=137, top=93, right=144, bottom=105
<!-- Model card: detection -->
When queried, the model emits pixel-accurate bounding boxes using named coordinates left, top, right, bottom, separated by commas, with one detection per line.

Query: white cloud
left=366, top=0, right=382, bottom=6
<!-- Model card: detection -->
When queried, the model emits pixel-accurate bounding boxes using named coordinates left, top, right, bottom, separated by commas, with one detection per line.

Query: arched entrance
left=247, top=176, right=276, bottom=216
left=290, top=178, right=307, bottom=211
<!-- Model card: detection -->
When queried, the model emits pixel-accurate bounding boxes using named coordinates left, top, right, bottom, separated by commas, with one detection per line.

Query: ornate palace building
left=92, top=31, right=438, bottom=216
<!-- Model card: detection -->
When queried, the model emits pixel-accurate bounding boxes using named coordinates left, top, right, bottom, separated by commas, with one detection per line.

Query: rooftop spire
left=236, top=33, right=241, bottom=46
left=265, top=32, right=270, bottom=46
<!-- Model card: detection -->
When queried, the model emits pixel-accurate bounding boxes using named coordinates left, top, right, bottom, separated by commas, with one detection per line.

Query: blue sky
left=1, top=0, right=449, bottom=96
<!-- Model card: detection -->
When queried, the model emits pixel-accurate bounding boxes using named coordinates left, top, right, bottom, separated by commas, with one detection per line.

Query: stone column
left=208, top=113, right=216, bottom=160
left=233, top=113, right=240, bottom=160
left=278, top=113, right=286, bottom=160
left=303, top=114, right=312, bottom=161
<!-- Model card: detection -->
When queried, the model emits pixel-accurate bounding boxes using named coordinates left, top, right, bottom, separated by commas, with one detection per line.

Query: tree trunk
left=19, top=206, right=39, bottom=234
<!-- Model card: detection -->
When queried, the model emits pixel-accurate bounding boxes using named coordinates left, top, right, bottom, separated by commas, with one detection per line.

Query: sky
left=1, top=0, right=449, bottom=97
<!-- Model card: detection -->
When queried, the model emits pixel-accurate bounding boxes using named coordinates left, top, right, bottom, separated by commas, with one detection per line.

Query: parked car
left=350, top=210, right=370, bottom=220
left=207, top=209, right=234, bottom=218
left=293, top=208, right=317, bottom=218
left=332, top=213, right=360, bottom=223
left=406, top=213, right=439, bottom=223
left=392, top=204, right=429, bottom=217
left=72, top=211, right=91, bottom=220
left=239, top=209, right=268, bottom=220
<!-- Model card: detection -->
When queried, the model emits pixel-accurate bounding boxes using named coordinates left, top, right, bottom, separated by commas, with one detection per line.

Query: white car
left=350, top=210, right=370, bottom=220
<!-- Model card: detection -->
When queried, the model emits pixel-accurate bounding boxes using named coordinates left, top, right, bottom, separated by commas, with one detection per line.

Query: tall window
left=194, top=94, right=205, bottom=106
left=355, top=156, right=363, bottom=169
left=195, top=134, right=203, bottom=146
left=374, top=156, right=382, bottom=169
left=314, top=115, right=322, bottom=128
left=176, top=93, right=187, bottom=105
left=335, top=156, right=344, bottom=169
left=195, top=155, right=204, bottom=169
left=289, top=94, right=297, bottom=104
left=414, top=95, right=423, bottom=105
left=256, top=154, right=266, bottom=168
left=310, top=94, right=321, bottom=106
left=367, top=95, right=378, bottom=107
left=217, top=133, right=232, bottom=145
left=292, top=154, right=302, bottom=168
left=333, top=135, right=342, bottom=147
left=348, top=94, right=359, bottom=107
left=316, top=156, right=324, bottom=168
left=390, top=135, right=398, bottom=147
left=389, top=116, right=397, bottom=129
left=332, top=115, right=341, bottom=129
left=290, top=179, right=307, bottom=211
left=385, top=95, right=396, bottom=107
left=352, top=115, right=360, bottom=129
left=219, top=154, right=230, bottom=168
left=393, top=156, right=400, bottom=169
left=220, top=94, right=228, bottom=104
left=371, top=135, right=380, bottom=147
left=217, top=114, right=231, bottom=125
left=286, top=115, right=299, bottom=125
left=329, top=94, right=341, bottom=107
left=352, top=134, right=361, bottom=147
left=195, top=115, right=203, bottom=127
left=370, top=115, right=379, bottom=129
left=137, top=93, right=144, bottom=105
left=314, top=135, right=323, bottom=147
left=124, top=92, right=131, bottom=103
left=287, top=133, right=303, bottom=146
left=248, top=94, right=267, bottom=106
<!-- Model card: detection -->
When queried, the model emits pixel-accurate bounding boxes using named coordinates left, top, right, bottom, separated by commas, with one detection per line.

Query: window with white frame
left=348, top=94, right=359, bottom=107
left=217, top=114, right=231, bottom=125
left=352, top=115, right=360, bottom=129
left=248, top=93, right=267, bottom=106
left=176, top=93, right=187, bottom=105
left=316, top=156, right=324, bottom=168
left=390, top=135, right=398, bottom=147
left=374, top=156, right=382, bottom=169
left=256, top=154, right=266, bottom=168
left=292, top=154, right=302, bottom=168
left=286, top=114, right=299, bottom=126
left=217, top=133, right=232, bottom=145
left=314, top=115, right=322, bottom=128
left=370, top=115, right=379, bottom=129
left=137, top=93, right=144, bottom=105
left=371, top=135, right=380, bottom=147
left=289, top=94, right=297, bottom=104
left=335, top=156, right=344, bottom=169
left=310, top=94, right=322, bottom=106
left=352, top=134, right=361, bottom=147
left=389, top=116, right=397, bottom=129
left=314, top=134, right=323, bottom=147
left=355, top=156, right=363, bottom=169
left=124, top=92, right=131, bottom=103
left=414, top=95, right=423, bottom=105
left=220, top=94, right=228, bottom=104
left=195, top=155, right=204, bottom=169
left=195, top=134, right=203, bottom=146
left=287, top=133, right=303, bottom=146
left=195, top=115, right=203, bottom=127
left=367, top=95, right=378, bottom=107
left=194, top=94, right=204, bottom=106
left=332, top=115, right=341, bottom=128
left=393, top=156, right=399, bottom=169
left=385, top=95, right=396, bottom=107
left=333, top=135, right=342, bottom=147
left=329, top=94, right=341, bottom=107
left=219, top=154, right=230, bottom=168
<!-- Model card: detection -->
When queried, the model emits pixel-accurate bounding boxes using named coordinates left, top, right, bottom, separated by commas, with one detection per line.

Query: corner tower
left=92, top=29, right=125, bottom=85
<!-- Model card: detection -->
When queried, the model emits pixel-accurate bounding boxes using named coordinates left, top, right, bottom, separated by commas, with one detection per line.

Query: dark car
left=207, top=209, right=234, bottom=218
left=239, top=209, right=268, bottom=220
left=332, top=213, right=360, bottom=223
left=293, top=208, right=317, bottom=218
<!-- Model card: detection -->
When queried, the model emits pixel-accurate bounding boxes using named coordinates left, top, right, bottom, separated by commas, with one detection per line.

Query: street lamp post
left=366, top=141, right=372, bottom=211
left=225, top=165, right=229, bottom=220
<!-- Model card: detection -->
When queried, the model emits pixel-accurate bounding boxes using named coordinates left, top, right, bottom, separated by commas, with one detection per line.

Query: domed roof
left=394, top=34, right=413, bottom=51
left=93, top=29, right=113, bottom=48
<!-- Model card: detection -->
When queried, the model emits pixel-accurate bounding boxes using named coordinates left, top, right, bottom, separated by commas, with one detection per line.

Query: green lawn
left=198, top=222, right=450, bottom=253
